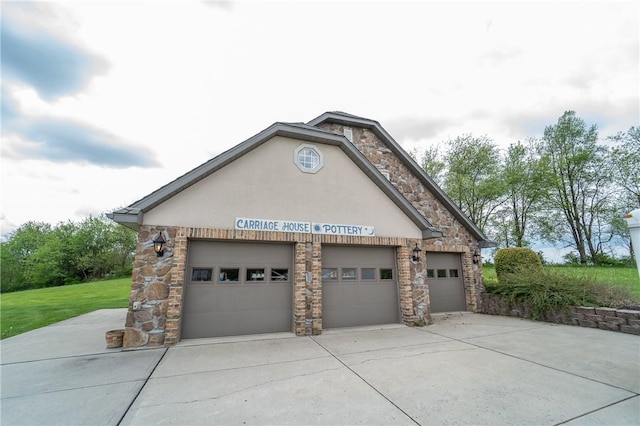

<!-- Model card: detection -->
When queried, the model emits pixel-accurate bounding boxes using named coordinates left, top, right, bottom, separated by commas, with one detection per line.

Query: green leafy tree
left=1, top=216, right=136, bottom=292
left=606, top=127, right=640, bottom=261
left=410, top=146, right=446, bottom=187
left=23, top=230, right=68, bottom=288
left=609, top=126, right=640, bottom=207
left=541, top=111, right=614, bottom=264
left=0, top=222, right=52, bottom=291
left=500, top=139, right=551, bottom=247
left=443, top=134, right=506, bottom=233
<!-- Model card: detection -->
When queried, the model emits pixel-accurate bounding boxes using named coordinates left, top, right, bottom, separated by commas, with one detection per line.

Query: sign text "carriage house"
left=235, top=218, right=375, bottom=236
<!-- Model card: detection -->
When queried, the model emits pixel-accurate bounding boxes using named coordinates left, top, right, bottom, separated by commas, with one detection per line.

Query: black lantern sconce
left=472, top=248, right=481, bottom=264
left=153, top=233, right=166, bottom=257
left=411, top=243, right=422, bottom=262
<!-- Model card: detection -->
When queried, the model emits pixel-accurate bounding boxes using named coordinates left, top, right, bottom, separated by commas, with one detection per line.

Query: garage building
left=108, top=111, right=494, bottom=348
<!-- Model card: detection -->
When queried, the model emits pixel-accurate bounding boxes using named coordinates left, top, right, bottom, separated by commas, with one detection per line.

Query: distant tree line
left=411, top=111, right=639, bottom=265
left=1, top=216, right=136, bottom=292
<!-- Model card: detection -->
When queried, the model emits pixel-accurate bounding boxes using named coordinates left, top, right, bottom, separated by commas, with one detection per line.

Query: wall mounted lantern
left=153, top=233, right=166, bottom=257
left=472, top=248, right=481, bottom=264
left=411, top=243, right=422, bottom=262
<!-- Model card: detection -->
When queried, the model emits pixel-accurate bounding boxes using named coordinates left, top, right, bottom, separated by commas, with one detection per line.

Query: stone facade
left=120, top=121, right=485, bottom=348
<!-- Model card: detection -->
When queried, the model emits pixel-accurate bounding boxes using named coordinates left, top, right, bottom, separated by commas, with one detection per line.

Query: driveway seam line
left=554, top=394, right=640, bottom=425
left=0, top=349, right=147, bottom=366
left=423, top=329, right=640, bottom=395
left=310, top=336, right=421, bottom=426
left=116, top=347, right=168, bottom=426
left=415, top=324, right=550, bottom=340
left=139, top=365, right=346, bottom=410
left=0, top=379, right=150, bottom=401
left=149, top=354, right=334, bottom=379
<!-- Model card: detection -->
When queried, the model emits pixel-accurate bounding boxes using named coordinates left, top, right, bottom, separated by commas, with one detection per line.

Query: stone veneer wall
left=123, top=225, right=421, bottom=347
left=317, top=123, right=484, bottom=312
left=124, top=226, right=176, bottom=348
left=481, top=294, right=640, bottom=335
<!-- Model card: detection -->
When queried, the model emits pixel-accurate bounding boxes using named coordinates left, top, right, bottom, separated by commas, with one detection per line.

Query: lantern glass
left=153, top=233, right=166, bottom=257
left=411, top=243, right=422, bottom=261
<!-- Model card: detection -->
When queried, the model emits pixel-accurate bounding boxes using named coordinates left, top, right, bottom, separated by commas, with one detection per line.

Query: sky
left=1, top=0, right=639, bottom=260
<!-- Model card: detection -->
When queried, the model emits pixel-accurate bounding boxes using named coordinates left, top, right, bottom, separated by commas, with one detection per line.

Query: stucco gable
left=109, top=121, right=441, bottom=239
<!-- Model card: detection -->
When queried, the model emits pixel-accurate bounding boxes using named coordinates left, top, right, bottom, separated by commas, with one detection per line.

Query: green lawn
left=483, top=265, right=640, bottom=300
left=0, top=278, right=130, bottom=339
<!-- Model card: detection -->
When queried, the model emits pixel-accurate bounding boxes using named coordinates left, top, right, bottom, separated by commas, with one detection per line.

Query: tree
left=443, top=134, right=506, bottom=233
left=0, top=222, right=52, bottom=291
left=541, top=111, right=614, bottom=264
left=0, top=216, right=136, bottom=292
left=609, top=126, right=640, bottom=208
left=606, top=126, right=640, bottom=261
left=500, top=139, right=551, bottom=247
left=410, top=146, right=446, bottom=187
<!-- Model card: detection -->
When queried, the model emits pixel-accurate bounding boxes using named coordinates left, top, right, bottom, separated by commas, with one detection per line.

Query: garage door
left=426, top=252, right=466, bottom=313
left=182, top=241, right=293, bottom=339
left=322, top=246, right=399, bottom=328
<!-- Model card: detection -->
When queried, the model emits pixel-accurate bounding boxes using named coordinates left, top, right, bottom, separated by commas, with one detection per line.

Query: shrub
left=485, top=267, right=637, bottom=319
left=494, top=247, right=543, bottom=282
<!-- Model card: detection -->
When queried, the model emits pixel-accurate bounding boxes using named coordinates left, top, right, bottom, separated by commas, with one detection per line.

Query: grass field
left=483, top=265, right=640, bottom=299
left=0, top=278, right=130, bottom=339
left=2, top=266, right=638, bottom=339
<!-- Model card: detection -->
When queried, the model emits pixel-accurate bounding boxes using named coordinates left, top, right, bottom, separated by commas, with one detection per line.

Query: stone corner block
left=594, top=307, right=617, bottom=316
left=145, top=282, right=169, bottom=301
left=620, top=324, right=640, bottom=335
left=148, top=332, right=165, bottom=347
left=615, top=310, right=640, bottom=320
left=123, top=327, right=149, bottom=348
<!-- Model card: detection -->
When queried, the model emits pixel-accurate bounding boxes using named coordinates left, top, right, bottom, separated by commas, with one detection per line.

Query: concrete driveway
left=1, top=309, right=638, bottom=425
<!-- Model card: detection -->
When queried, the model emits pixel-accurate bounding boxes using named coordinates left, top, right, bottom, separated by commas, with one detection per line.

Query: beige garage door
left=181, top=241, right=293, bottom=339
left=322, top=246, right=399, bottom=329
left=426, top=252, right=467, bottom=313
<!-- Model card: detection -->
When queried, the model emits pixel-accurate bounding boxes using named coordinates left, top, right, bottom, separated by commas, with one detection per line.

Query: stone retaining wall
left=481, top=293, right=640, bottom=335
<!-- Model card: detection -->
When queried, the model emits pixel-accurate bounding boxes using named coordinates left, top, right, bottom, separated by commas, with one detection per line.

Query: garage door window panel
left=341, top=268, right=357, bottom=281
left=191, top=268, right=213, bottom=282
left=380, top=268, right=394, bottom=280
left=246, top=268, right=265, bottom=282
left=426, top=269, right=435, bottom=278
left=270, top=268, right=289, bottom=282
left=449, top=269, right=459, bottom=278
left=219, top=268, right=240, bottom=283
left=361, top=268, right=376, bottom=280
left=437, top=269, right=447, bottom=278
left=322, top=268, right=338, bottom=281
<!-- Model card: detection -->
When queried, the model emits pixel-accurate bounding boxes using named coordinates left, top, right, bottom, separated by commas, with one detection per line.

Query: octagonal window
left=294, top=143, right=324, bottom=174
